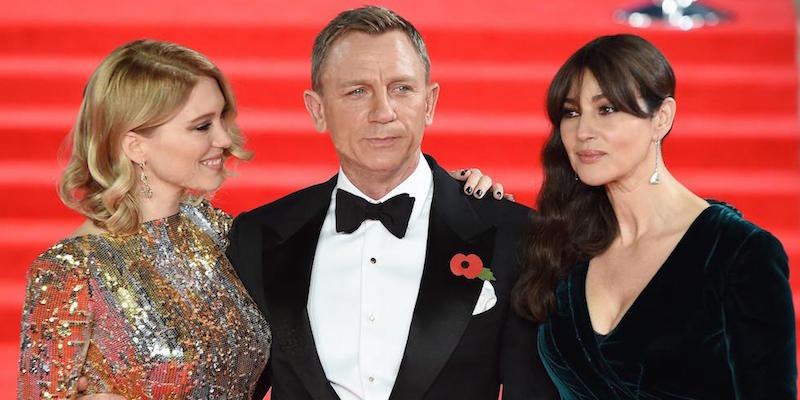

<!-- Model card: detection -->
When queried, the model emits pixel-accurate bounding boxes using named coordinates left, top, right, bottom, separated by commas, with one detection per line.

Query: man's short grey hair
left=311, top=5, right=431, bottom=93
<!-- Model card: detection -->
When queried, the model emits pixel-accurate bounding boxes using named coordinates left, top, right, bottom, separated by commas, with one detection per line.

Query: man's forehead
left=327, top=30, right=413, bottom=57
left=320, top=30, right=425, bottom=82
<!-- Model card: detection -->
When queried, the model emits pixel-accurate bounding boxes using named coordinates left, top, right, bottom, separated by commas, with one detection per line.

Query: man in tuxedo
left=227, top=6, right=556, bottom=400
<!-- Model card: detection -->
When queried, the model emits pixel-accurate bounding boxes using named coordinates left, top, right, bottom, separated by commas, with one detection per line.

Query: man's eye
left=395, top=85, right=410, bottom=93
left=349, top=88, right=365, bottom=96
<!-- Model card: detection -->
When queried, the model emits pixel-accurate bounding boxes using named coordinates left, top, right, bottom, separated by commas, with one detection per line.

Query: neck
left=342, top=153, right=421, bottom=200
left=605, top=165, right=704, bottom=245
left=136, top=183, right=182, bottom=222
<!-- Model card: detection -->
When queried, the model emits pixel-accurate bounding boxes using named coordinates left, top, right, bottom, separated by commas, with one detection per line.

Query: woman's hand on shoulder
left=449, top=168, right=514, bottom=201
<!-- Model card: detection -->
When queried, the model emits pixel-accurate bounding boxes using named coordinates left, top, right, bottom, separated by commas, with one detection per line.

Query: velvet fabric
left=538, top=203, right=797, bottom=399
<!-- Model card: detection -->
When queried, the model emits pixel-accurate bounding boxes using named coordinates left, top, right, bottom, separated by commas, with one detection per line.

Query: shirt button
left=370, top=257, right=376, bottom=264
left=368, top=314, right=375, bottom=322
left=368, top=376, right=375, bottom=383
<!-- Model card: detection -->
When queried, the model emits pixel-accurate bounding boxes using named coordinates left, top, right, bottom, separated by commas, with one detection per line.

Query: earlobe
left=424, top=82, right=440, bottom=126
left=303, top=90, right=327, bottom=133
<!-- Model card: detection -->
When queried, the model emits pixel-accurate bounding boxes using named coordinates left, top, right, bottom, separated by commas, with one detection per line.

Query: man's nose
left=369, top=90, right=397, bottom=123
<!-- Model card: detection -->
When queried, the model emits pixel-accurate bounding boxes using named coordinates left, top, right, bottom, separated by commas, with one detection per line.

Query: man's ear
left=303, top=89, right=327, bottom=133
left=121, top=131, right=147, bottom=164
left=424, top=82, right=440, bottom=127
left=654, top=97, right=676, bottom=141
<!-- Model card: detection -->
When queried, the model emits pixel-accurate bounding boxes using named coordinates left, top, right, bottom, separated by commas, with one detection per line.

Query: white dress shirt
left=307, top=154, right=433, bottom=400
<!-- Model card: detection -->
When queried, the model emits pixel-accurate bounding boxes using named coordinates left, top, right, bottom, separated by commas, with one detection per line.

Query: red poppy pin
left=450, top=253, right=496, bottom=281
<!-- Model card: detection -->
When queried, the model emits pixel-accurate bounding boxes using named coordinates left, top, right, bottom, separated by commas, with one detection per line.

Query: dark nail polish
left=496, top=191, right=502, bottom=197
left=460, top=169, right=467, bottom=176
left=476, top=189, right=483, bottom=198
left=465, top=186, right=472, bottom=194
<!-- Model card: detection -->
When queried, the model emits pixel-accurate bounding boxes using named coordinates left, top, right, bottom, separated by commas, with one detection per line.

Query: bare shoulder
left=70, top=220, right=108, bottom=238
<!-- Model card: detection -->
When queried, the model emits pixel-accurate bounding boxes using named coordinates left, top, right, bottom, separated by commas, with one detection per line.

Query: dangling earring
left=649, top=139, right=661, bottom=185
left=138, top=161, right=153, bottom=199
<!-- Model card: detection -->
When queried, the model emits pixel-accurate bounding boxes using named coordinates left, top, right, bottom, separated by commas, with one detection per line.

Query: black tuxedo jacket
left=227, top=155, right=556, bottom=400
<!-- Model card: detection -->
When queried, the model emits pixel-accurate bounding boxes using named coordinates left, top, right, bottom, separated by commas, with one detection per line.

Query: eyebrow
left=339, top=80, right=366, bottom=89
left=186, top=112, right=216, bottom=125
left=338, top=75, right=418, bottom=88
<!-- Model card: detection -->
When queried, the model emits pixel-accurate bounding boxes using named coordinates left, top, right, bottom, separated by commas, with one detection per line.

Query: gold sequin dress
left=17, top=201, right=271, bottom=399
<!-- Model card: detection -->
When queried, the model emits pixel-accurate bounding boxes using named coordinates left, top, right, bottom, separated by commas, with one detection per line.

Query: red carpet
left=1, top=0, right=798, bottom=397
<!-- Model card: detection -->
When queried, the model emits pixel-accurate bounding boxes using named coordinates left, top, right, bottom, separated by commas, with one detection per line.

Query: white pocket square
left=471, top=280, right=497, bottom=315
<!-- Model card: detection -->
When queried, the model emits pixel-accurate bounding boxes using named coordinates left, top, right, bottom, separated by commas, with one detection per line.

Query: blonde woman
left=17, top=39, right=271, bottom=399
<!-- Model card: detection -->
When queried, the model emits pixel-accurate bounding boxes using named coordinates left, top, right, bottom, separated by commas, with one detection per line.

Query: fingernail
left=465, top=186, right=472, bottom=194
left=475, top=189, right=483, bottom=198
left=460, top=169, right=467, bottom=176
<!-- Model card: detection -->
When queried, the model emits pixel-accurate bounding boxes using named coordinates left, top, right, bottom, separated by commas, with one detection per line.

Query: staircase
left=1, top=0, right=798, bottom=397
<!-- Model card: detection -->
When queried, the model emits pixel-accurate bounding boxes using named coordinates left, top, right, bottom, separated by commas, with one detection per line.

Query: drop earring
left=649, top=140, right=661, bottom=185
left=138, top=161, right=153, bottom=199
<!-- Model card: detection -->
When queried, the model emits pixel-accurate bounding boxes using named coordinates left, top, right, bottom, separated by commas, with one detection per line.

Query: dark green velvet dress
left=538, top=203, right=797, bottom=399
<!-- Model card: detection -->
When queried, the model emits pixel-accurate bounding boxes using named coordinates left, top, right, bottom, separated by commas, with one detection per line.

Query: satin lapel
left=389, top=156, right=495, bottom=400
left=263, top=177, right=340, bottom=400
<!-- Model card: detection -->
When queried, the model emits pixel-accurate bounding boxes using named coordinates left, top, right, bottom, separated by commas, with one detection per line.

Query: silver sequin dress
left=18, top=201, right=271, bottom=399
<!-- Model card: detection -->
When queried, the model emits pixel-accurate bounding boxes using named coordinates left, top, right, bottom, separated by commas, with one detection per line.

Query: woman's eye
left=599, top=105, right=617, bottom=114
left=561, top=109, right=579, bottom=118
left=195, top=122, right=212, bottom=132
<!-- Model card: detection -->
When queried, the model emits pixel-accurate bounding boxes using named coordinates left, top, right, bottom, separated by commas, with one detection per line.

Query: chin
left=351, top=151, right=398, bottom=170
left=190, top=179, right=225, bottom=194
left=576, top=174, right=609, bottom=187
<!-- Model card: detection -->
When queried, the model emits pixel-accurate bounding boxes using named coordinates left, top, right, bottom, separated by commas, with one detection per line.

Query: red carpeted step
left=1, top=109, right=798, bottom=172
left=0, top=21, right=796, bottom=66
left=2, top=57, right=797, bottom=116
left=0, top=344, right=18, bottom=391
left=2, top=231, right=798, bottom=349
left=0, top=279, right=26, bottom=344
left=3, top=125, right=799, bottom=174
left=1, top=220, right=798, bottom=285
left=1, top=160, right=798, bottom=229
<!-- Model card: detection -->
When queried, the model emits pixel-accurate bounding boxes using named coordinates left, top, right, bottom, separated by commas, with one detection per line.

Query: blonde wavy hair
left=59, top=39, right=252, bottom=235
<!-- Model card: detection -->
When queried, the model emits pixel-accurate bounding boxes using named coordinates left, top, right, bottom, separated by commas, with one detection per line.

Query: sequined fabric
left=18, top=201, right=271, bottom=399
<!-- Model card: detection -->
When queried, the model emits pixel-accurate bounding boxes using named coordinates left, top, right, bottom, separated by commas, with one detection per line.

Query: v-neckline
left=580, top=205, right=715, bottom=340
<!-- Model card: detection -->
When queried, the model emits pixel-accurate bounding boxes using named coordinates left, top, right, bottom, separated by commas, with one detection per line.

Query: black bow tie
left=335, top=189, right=415, bottom=239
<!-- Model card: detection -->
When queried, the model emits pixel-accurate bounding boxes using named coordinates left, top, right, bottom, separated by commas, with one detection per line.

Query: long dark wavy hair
left=512, top=34, right=676, bottom=322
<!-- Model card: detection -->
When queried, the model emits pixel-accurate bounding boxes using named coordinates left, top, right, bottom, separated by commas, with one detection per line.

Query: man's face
left=305, top=30, right=439, bottom=181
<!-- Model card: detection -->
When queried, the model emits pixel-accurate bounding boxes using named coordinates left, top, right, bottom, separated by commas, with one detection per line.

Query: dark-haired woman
left=513, top=34, right=796, bottom=399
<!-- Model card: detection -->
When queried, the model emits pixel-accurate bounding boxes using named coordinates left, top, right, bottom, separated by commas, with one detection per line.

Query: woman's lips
left=576, top=150, right=606, bottom=163
left=200, top=156, right=224, bottom=170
